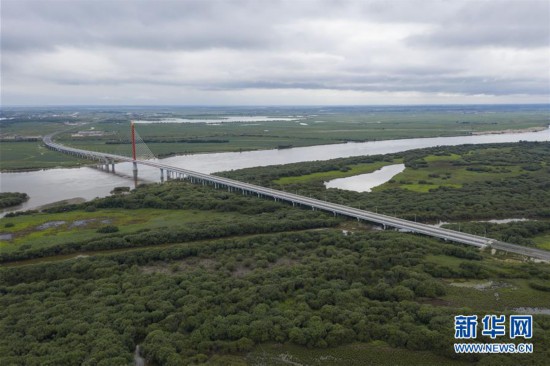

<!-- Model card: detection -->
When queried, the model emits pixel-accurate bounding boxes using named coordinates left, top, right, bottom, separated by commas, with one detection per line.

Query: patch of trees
left=4, top=209, right=38, bottom=217
left=0, top=192, right=29, bottom=209
left=110, top=186, right=130, bottom=194
left=1, top=230, right=549, bottom=365
left=46, top=181, right=311, bottom=216
left=96, top=225, right=119, bottom=234
left=442, top=221, right=550, bottom=247
left=528, top=281, right=550, bottom=292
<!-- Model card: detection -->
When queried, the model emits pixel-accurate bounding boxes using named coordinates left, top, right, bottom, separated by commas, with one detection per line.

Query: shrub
left=96, top=225, right=119, bottom=234
left=528, top=281, right=550, bottom=292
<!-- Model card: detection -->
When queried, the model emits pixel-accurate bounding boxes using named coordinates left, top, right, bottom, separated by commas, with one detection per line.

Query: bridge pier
left=133, top=161, right=138, bottom=182
left=99, top=161, right=109, bottom=172
left=160, top=169, right=164, bottom=182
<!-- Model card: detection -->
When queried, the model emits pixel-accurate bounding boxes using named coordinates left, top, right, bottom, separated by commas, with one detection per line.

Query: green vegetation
left=443, top=278, right=550, bottom=311
left=57, top=111, right=549, bottom=159
left=382, top=147, right=538, bottom=193
left=533, top=234, right=550, bottom=250
left=275, top=160, right=401, bottom=185
left=0, top=182, right=337, bottom=262
left=0, top=120, right=68, bottom=137
left=0, top=141, right=88, bottom=170
left=246, top=342, right=474, bottom=365
left=442, top=221, right=550, bottom=249
left=2, top=105, right=548, bottom=170
left=221, top=142, right=550, bottom=224
left=0, top=192, right=29, bottom=209
left=1, top=179, right=550, bottom=365
left=96, top=225, right=119, bottom=233
left=0, top=208, right=249, bottom=254
left=0, top=118, right=89, bottom=170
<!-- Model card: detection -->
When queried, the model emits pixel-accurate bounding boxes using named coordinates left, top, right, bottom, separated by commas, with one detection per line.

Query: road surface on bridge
left=43, top=134, right=550, bottom=261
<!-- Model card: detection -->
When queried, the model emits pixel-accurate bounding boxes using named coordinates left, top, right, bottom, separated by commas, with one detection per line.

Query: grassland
left=231, top=143, right=548, bottom=195
left=58, top=113, right=549, bottom=158
left=426, top=254, right=550, bottom=310
left=2, top=105, right=548, bottom=170
left=0, top=141, right=88, bottom=170
left=246, top=341, right=474, bottom=366
left=425, top=254, right=466, bottom=271
left=0, top=208, right=241, bottom=254
left=533, top=234, right=550, bottom=250
left=443, top=278, right=550, bottom=311
left=0, top=121, right=67, bottom=136
left=377, top=150, right=531, bottom=193
left=274, top=159, right=402, bottom=185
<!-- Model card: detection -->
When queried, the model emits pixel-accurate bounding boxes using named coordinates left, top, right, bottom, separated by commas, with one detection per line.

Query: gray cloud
left=408, top=0, right=550, bottom=48
left=213, top=74, right=549, bottom=96
left=409, top=25, right=550, bottom=49
left=1, top=0, right=281, bottom=51
left=1, top=0, right=549, bottom=105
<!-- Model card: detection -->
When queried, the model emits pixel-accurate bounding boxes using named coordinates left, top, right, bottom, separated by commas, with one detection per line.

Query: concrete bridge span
left=43, top=133, right=550, bottom=261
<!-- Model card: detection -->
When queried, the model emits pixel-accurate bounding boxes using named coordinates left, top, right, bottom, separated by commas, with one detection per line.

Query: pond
left=324, top=164, right=405, bottom=192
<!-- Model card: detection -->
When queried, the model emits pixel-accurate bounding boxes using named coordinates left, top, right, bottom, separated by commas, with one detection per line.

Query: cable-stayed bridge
left=43, top=125, right=550, bottom=261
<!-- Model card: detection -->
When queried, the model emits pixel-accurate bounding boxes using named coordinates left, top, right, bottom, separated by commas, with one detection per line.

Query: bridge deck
left=43, top=134, right=550, bottom=261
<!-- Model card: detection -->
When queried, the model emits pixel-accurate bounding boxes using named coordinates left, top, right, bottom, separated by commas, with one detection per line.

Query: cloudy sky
left=2, top=0, right=549, bottom=105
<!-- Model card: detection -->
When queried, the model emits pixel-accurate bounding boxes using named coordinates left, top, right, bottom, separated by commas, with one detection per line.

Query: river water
left=1, top=127, right=548, bottom=214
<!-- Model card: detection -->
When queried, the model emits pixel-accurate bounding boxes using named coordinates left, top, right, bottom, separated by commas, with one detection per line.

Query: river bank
left=471, top=126, right=547, bottom=135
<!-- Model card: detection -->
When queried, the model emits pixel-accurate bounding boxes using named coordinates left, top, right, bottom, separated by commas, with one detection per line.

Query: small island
left=0, top=192, right=29, bottom=209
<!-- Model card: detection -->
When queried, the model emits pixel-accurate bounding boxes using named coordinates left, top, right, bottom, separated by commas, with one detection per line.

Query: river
left=1, top=127, right=548, bottom=214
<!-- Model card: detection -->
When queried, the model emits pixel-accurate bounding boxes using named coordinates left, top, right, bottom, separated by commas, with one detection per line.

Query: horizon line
left=2, top=102, right=550, bottom=109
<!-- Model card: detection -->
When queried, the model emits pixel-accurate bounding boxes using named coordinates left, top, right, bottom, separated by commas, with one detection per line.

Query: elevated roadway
left=43, top=134, right=550, bottom=261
